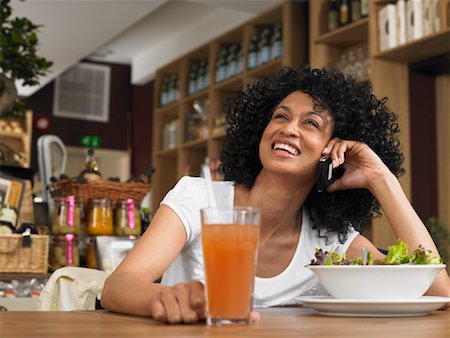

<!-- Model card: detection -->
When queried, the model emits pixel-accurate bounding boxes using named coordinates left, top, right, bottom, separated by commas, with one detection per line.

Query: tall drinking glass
left=201, top=206, right=260, bottom=325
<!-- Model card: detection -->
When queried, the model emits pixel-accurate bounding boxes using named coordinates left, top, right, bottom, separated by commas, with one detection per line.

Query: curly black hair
left=219, top=64, right=404, bottom=243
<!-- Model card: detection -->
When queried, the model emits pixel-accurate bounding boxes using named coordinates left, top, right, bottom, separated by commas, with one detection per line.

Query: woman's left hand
left=323, top=138, right=391, bottom=192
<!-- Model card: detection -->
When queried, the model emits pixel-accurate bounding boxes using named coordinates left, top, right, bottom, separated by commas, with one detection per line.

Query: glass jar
left=86, top=236, right=97, bottom=269
left=87, top=198, right=113, bottom=235
left=52, top=196, right=82, bottom=234
left=114, top=199, right=141, bottom=236
left=50, top=234, right=80, bottom=270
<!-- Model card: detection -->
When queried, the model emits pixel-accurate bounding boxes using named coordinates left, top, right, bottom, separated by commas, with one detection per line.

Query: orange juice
left=202, top=223, right=260, bottom=320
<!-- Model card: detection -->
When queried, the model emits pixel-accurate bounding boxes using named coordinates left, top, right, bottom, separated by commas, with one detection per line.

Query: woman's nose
left=280, top=121, right=300, bottom=137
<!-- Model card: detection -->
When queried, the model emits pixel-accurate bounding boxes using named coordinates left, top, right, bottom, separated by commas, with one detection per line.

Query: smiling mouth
left=272, top=142, right=301, bottom=156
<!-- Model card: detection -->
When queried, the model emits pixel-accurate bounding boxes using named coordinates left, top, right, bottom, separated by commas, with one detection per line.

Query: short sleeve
left=160, top=176, right=211, bottom=244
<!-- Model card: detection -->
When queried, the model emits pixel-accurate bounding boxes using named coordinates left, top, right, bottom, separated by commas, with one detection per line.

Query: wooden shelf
left=151, top=1, right=308, bottom=212
left=0, top=111, right=33, bottom=167
left=183, top=87, right=210, bottom=103
left=155, top=147, right=178, bottom=158
left=213, top=73, right=245, bottom=91
left=0, top=272, right=50, bottom=280
left=155, top=102, right=180, bottom=116
left=374, top=29, right=450, bottom=64
left=0, top=131, right=26, bottom=139
left=315, top=18, right=369, bottom=47
left=247, top=58, right=284, bottom=78
left=181, top=137, right=208, bottom=150
left=211, top=127, right=226, bottom=139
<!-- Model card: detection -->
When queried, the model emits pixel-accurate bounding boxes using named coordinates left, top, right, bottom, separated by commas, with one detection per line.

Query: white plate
left=297, top=296, right=450, bottom=317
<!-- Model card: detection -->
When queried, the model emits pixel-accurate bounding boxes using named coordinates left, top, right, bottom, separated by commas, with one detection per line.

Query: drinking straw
left=201, top=164, right=217, bottom=209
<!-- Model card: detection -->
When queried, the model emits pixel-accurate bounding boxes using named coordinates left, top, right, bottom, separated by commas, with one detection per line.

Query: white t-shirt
left=160, top=176, right=359, bottom=307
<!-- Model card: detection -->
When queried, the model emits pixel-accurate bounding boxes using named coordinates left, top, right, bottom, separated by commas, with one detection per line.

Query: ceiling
left=11, top=0, right=281, bottom=97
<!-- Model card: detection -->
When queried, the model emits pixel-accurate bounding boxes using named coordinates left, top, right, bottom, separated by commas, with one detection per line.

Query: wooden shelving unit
left=309, top=0, right=450, bottom=249
left=151, top=1, right=307, bottom=212
left=0, top=111, right=33, bottom=168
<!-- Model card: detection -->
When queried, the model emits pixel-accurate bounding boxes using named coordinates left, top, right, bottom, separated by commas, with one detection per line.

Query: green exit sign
left=80, top=135, right=101, bottom=148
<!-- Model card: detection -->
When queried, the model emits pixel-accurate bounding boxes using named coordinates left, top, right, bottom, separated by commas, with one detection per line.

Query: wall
left=131, top=81, right=154, bottom=177
left=25, top=61, right=154, bottom=178
left=409, top=71, right=438, bottom=221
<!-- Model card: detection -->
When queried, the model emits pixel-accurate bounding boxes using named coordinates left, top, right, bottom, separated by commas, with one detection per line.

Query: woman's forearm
left=101, top=272, right=167, bottom=317
left=370, top=172, right=440, bottom=255
left=370, top=172, right=450, bottom=298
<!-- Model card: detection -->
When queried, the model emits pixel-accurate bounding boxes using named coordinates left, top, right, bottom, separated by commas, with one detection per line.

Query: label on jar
left=66, top=195, right=75, bottom=227
left=66, top=234, right=74, bottom=265
left=127, top=199, right=135, bottom=229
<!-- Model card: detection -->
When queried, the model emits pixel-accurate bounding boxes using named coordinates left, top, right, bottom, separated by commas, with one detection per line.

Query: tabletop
left=0, top=307, right=449, bottom=338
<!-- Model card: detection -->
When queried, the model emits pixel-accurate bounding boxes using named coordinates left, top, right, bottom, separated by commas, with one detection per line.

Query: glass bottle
left=0, top=203, right=17, bottom=229
left=188, top=62, right=198, bottom=95
left=329, top=0, right=339, bottom=31
left=196, top=60, right=205, bottom=92
left=79, top=148, right=102, bottom=182
left=339, top=0, right=351, bottom=26
left=175, top=75, right=180, bottom=101
left=227, top=44, right=238, bottom=78
left=126, top=165, right=156, bottom=183
left=236, top=44, right=244, bottom=74
left=258, top=27, right=272, bottom=65
left=271, top=23, right=283, bottom=59
left=203, top=60, right=210, bottom=88
left=168, top=74, right=178, bottom=103
left=247, top=34, right=259, bottom=69
left=351, top=0, right=361, bottom=22
left=160, top=76, right=169, bottom=106
left=86, top=236, right=97, bottom=269
left=360, top=0, right=369, bottom=18
left=216, top=47, right=228, bottom=82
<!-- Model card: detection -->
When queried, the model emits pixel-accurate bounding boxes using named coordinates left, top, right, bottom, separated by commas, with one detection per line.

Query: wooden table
left=0, top=307, right=449, bottom=338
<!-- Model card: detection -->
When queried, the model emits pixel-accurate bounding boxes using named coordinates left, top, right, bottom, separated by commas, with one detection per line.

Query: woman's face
left=259, top=91, right=334, bottom=180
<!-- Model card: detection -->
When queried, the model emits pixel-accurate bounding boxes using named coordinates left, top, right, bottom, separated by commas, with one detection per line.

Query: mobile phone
left=317, top=155, right=335, bottom=192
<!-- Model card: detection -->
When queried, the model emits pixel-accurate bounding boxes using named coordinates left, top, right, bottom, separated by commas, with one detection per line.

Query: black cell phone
left=317, top=155, right=335, bottom=192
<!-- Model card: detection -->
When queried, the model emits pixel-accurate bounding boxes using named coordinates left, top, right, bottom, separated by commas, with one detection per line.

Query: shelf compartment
left=155, top=147, right=178, bottom=158
left=214, top=73, right=245, bottom=92
left=374, top=29, right=450, bottom=64
left=247, top=58, right=283, bottom=79
left=211, top=127, right=226, bottom=140
left=181, top=137, right=208, bottom=150
left=183, top=87, right=210, bottom=104
left=315, top=18, right=369, bottom=47
left=155, top=102, right=179, bottom=116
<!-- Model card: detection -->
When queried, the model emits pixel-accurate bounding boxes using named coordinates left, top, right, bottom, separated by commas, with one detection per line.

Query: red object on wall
left=35, top=115, right=50, bottom=131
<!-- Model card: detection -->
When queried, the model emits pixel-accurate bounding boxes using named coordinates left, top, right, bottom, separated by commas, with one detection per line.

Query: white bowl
left=307, top=264, right=446, bottom=299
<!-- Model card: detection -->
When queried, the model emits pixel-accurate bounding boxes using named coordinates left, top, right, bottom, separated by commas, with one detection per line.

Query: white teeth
left=273, top=142, right=300, bottom=156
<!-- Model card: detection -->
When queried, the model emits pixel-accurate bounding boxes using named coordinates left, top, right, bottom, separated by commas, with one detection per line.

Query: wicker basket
left=0, top=234, right=49, bottom=273
left=47, top=179, right=150, bottom=206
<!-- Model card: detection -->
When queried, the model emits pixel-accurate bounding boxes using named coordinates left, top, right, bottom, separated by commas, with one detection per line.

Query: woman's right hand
left=149, top=280, right=206, bottom=324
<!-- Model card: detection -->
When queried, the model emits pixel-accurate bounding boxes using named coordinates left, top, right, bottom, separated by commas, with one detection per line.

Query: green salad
left=309, top=239, right=443, bottom=266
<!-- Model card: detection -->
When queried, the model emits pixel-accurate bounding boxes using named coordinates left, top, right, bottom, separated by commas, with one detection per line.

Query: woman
left=101, top=65, right=450, bottom=323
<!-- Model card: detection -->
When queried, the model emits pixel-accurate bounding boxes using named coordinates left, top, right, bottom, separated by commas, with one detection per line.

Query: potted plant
left=0, top=0, right=53, bottom=118
left=426, top=217, right=450, bottom=265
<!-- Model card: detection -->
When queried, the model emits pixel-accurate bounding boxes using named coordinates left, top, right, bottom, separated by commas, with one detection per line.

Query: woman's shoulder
left=174, top=176, right=233, bottom=190
left=163, top=176, right=233, bottom=205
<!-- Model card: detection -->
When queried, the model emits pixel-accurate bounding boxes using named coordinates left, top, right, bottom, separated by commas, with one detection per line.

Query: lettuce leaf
left=410, top=245, right=443, bottom=264
left=384, top=239, right=410, bottom=265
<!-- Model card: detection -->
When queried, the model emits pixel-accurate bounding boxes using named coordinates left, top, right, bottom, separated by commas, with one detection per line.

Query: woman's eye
left=273, top=113, right=288, bottom=120
left=306, top=119, right=319, bottom=128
